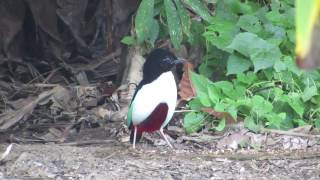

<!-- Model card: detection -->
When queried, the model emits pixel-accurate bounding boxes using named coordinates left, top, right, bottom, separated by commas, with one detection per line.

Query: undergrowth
left=122, top=0, right=320, bottom=133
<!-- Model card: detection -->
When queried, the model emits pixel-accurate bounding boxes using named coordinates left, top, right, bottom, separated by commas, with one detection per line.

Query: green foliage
left=124, top=0, right=320, bottom=134
left=122, top=0, right=210, bottom=48
left=184, top=0, right=320, bottom=133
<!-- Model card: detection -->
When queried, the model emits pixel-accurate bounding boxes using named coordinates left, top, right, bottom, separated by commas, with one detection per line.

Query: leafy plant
left=184, top=0, right=320, bottom=133
left=123, top=0, right=320, bottom=134
left=121, top=0, right=212, bottom=48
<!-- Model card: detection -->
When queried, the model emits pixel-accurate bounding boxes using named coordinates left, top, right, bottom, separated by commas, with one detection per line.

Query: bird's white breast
left=131, top=71, right=177, bottom=128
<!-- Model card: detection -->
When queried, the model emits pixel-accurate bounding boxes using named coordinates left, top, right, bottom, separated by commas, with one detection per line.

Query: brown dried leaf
left=178, top=62, right=196, bottom=101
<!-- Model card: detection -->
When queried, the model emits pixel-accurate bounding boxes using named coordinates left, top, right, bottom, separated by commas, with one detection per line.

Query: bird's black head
left=143, top=48, right=183, bottom=78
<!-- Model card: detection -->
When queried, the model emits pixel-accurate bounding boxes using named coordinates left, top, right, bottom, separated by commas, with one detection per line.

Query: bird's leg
left=133, top=126, right=137, bottom=149
left=159, top=128, right=173, bottom=148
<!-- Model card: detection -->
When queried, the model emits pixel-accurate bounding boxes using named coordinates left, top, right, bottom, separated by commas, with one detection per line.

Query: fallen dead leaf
left=178, top=62, right=196, bottom=101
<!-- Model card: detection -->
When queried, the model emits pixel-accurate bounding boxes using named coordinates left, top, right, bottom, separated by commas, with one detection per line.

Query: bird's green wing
left=127, top=103, right=133, bottom=128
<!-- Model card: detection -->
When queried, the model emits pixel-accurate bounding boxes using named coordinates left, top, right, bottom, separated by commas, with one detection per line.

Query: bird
left=126, top=48, right=184, bottom=149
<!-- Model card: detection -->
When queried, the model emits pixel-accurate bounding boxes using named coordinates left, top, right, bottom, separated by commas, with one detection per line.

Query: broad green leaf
left=228, top=32, right=281, bottom=72
left=175, top=0, right=191, bottom=35
left=227, top=54, right=251, bottom=75
left=204, top=16, right=239, bottom=51
left=214, top=101, right=225, bottom=112
left=266, top=112, right=286, bottom=129
left=237, top=14, right=262, bottom=34
left=223, top=0, right=254, bottom=14
left=293, top=119, right=308, bottom=126
left=263, top=24, right=286, bottom=41
left=274, top=60, right=287, bottom=72
left=183, top=112, right=206, bottom=134
left=121, top=36, right=135, bottom=45
left=302, top=86, right=318, bottom=102
left=266, top=10, right=286, bottom=28
left=190, top=72, right=209, bottom=94
left=250, top=49, right=278, bottom=72
left=189, top=98, right=202, bottom=110
left=283, top=56, right=302, bottom=76
left=208, top=84, right=220, bottom=104
left=164, top=0, right=183, bottom=48
left=183, top=0, right=211, bottom=22
left=282, top=93, right=305, bottom=117
left=147, top=19, right=160, bottom=45
left=237, top=72, right=257, bottom=85
left=215, top=118, right=226, bottom=131
left=135, top=0, right=154, bottom=43
left=226, top=105, right=237, bottom=120
left=244, top=116, right=261, bottom=133
left=213, top=81, right=235, bottom=99
left=198, top=91, right=211, bottom=107
left=251, top=95, right=273, bottom=115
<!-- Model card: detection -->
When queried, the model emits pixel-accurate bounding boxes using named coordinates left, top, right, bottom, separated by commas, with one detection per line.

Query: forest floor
left=1, top=121, right=320, bottom=180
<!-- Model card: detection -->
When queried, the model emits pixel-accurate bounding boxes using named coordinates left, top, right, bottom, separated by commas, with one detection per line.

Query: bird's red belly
left=136, top=103, right=168, bottom=132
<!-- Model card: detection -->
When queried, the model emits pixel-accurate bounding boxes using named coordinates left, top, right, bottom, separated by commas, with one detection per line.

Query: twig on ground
left=59, top=140, right=116, bottom=146
left=0, top=144, right=13, bottom=163
left=260, top=128, right=320, bottom=138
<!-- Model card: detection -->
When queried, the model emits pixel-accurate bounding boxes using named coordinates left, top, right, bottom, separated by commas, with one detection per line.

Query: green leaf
left=214, top=101, right=225, bottom=112
left=183, top=0, right=211, bottom=22
left=281, top=93, right=304, bottom=117
left=164, top=0, right=183, bottom=48
left=204, top=16, right=239, bottom=51
left=135, top=0, right=154, bottom=43
left=190, top=72, right=209, bottom=95
left=188, top=20, right=206, bottom=45
left=214, top=81, right=240, bottom=99
left=250, top=49, right=278, bottom=72
left=274, top=60, right=287, bottom=72
left=266, top=112, right=286, bottom=129
left=227, top=54, right=251, bottom=75
left=175, top=0, right=191, bottom=35
left=121, top=36, right=135, bottom=45
left=237, top=14, right=262, bottom=34
left=251, top=95, right=273, bottom=115
left=198, top=91, right=211, bottom=107
left=244, top=116, right=261, bottom=133
left=293, top=119, right=308, bottom=126
left=208, top=84, right=220, bottom=104
left=183, top=112, right=206, bottom=134
left=302, top=86, right=318, bottom=102
left=146, top=19, right=160, bottom=45
left=215, top=118, right=226, bottom=131
left=189, top=98, right=202, bottom=110
left=237, top=72, right=257, bottom=85
left=228, top=32, right=281, bottom=72
left=226, top=105, right=237, bottom=120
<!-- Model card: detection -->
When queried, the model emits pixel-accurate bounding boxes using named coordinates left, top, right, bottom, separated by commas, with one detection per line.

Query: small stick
left=59, top=140, right=115, bottom=146
left=260, top=128, right=320, bottom=138
left=0, top=144, right=13, bottom=162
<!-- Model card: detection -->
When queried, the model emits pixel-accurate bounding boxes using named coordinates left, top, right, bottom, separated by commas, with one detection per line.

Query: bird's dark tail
left=130, top=128, right=143, bottom=144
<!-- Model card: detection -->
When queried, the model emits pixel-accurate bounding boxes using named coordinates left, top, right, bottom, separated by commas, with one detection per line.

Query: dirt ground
left=1, top=129, right=320, bottom=180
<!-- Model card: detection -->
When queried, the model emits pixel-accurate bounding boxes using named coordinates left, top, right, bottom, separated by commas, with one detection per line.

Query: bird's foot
left=159, top=129, right=173, bottom=149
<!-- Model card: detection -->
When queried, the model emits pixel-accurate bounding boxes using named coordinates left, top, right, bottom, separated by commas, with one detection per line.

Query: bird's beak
left=172, top=57, right=186, bottom=65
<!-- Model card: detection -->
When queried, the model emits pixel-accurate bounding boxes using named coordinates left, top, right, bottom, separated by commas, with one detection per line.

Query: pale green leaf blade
left=164, top=0, right=183, bottom=48
left=227, top=54, right=251, bottom=75
left=135, top=0, right=154, bottom=43
left=183, top=112, right=206, bottom=134
left=183, top=0, right=211, bottom=22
